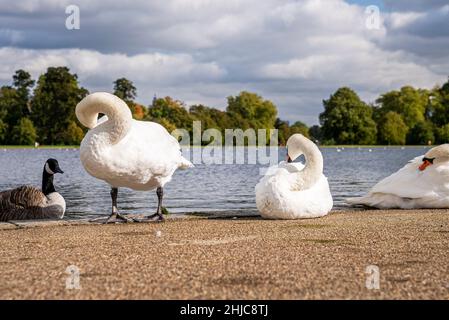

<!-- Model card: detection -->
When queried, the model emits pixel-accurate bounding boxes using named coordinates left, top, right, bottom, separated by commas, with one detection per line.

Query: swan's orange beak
left=419, top=159, right=432, bottom=171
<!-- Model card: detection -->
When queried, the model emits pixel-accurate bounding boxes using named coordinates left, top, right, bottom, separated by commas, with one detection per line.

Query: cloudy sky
left=0, top=0, right=448, bottom=124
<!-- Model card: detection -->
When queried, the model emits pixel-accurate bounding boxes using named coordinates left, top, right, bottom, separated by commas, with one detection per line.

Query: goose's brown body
left=0, top=186, right=64, bottom=221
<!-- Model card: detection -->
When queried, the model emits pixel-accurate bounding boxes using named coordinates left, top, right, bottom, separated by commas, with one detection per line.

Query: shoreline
left=1, top=209, right=449, bottom=299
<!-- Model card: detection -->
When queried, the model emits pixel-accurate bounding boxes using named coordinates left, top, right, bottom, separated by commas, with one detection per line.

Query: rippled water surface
left=0, top=146, right=431, bottom=219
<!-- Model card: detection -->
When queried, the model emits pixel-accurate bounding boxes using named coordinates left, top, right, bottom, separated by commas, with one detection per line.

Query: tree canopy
left=30, top=67, right=88, bottom=145
left=1, top=67, right=448, bottom=146
left=377, top=111, right=408, bottom=145
left=319, top=87, right=377, bottom=145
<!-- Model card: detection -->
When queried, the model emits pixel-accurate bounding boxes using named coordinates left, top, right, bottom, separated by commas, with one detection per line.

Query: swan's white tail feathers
left=346, top=196, right=378, bottom=207
left=179, top=157, right=194, bottom=169
left=346, top=195, right=388, bottom=208
left=346, top=197, right=364, bottom=205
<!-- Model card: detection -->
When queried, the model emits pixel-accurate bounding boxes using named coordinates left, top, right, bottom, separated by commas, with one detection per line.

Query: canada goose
left=75, top=92, right=193, bottom=223
left=255, top=134, right=333, bottom=219
left=0, top=159, right=66, bottom=221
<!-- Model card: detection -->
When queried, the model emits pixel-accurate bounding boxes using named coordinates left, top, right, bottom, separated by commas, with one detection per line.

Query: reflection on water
left=0, top=146, right=430, bottom=219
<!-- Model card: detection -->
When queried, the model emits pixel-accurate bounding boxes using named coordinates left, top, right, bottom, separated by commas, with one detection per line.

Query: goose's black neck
left=42, top=169, right=56, bottom=195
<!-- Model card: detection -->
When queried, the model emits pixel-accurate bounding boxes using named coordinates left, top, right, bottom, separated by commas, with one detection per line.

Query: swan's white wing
left=255, top=161, right=332, bottom=219
left=369, top=155, right=441, bottom=199
left=263, top=161, right=305, bottom=177
left=103, top=120, right=191, bottom=189
left=347, top=155, right=449, bottom=208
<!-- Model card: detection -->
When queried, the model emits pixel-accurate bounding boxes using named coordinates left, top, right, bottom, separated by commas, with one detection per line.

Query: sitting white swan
left=255, top=134, right=333, bottom=219
left=75, top=92, right=193, bottom=222
left=347, top=144, right=449, bottom=209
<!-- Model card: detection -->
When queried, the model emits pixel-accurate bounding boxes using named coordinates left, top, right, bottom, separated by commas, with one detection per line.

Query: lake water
left=0, top=146, right=431, bottom=219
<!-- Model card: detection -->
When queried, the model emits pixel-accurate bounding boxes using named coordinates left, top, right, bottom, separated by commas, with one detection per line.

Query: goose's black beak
left=286, top=155, right=292, bottom=163
left=55, top=166, right=64, bottom=174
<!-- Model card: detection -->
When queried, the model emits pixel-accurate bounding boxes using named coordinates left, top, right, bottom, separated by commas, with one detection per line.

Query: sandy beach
left=0, top=209, right=448, bottom=300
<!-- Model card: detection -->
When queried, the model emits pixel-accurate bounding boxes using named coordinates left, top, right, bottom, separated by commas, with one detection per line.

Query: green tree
left=10, top=117, right=37, bottom=145
left=113, top=78, right=137, bottom=101
left=429, top=79, right=449, bottom=127
left=319, top=87, right=377, bottom=145
left=289, top=121, right=309, bottom=137
left=190, top=104, right=219, bottom=129
left=378, top=111, right=408, bottom=145
left=0, top=70, right=35, bottom=134
left=274, top=118, right=290, bottom=145
left=309, top=125, right=322, bottom=143
left=436, top=123, right=449, bottom=144
left=112, top=78, right=145, bottom=119
left=31, top=67, right=88, bottom=144
left=227, top=91, right=277, bottom=130
left=0, top=119, right=7, bottom=144
left=146, top=96, right=193, bottom=133
left=226, top=91, right=277, bottom=144
left=407, top=121, right=435, bottom=145
left=61, top=121, right=85, bottom=145
left=3, top=70, right=35, bottom=128
left=13, top=69, right=34, bottom=109
left=376, top=86, right=429, bottom=128
left=0, top=86, right=19, bottom=131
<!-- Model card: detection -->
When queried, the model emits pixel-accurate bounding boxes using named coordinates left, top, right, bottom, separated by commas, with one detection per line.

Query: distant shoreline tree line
left=0, top=66, right=448, bottom=146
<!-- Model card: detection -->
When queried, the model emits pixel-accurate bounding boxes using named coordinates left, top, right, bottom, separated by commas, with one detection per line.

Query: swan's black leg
left=105, top=187, right=131, bottom=223
left=155, top=187, right=164, bottom=221
left=136, top=187, right=165, bottom=222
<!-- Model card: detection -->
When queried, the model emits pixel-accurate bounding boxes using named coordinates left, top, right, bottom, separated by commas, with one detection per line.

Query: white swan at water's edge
left=75, top=92, right=193, bottom=223
left=0, top=159, right=65, bottom=221
left=346, top=144, right=449, bottom=209
left=255, top=134, right=333, bottom=219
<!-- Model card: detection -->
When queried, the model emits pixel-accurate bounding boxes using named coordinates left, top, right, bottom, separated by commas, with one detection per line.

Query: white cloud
left=0, top=0, right=448, bottom=124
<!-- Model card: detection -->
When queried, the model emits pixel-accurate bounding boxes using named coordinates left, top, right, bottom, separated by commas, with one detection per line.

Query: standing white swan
left=255, top=134, right=333, bottom=219
left=76, top=92, right=193, bottom=222
left=347, top=144, right=449, bottom=209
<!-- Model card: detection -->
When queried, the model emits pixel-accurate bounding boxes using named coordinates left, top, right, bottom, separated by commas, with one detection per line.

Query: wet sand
left=0, top=209, right=448, bottom=299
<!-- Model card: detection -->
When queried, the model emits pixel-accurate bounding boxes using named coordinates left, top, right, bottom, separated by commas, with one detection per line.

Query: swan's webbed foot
left=104, top=212, right=133, bottom=224
left=133, top=212, right=165, bottom=223
left=103, top=187, right=133, bottom=223
left=134, top=187, right=166, bottom=223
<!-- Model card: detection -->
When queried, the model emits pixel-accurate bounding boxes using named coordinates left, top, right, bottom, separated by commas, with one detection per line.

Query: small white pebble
left=232, top=217, right=238, bottom=220
left=155, top=230, right=162, bottom=237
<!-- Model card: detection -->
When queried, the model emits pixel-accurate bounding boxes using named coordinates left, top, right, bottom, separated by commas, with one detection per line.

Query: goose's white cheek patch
left=45, top=163, right=55, bottom=175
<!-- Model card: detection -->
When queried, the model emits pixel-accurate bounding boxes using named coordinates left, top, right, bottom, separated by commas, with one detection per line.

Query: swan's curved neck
left=76, top=93, right=132, bottom=144
left=291, top=141, right=323, bottom=190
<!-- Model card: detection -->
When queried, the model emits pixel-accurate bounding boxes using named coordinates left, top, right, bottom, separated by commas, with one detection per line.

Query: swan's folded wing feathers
left=370, top=156, right=449, bottom=199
